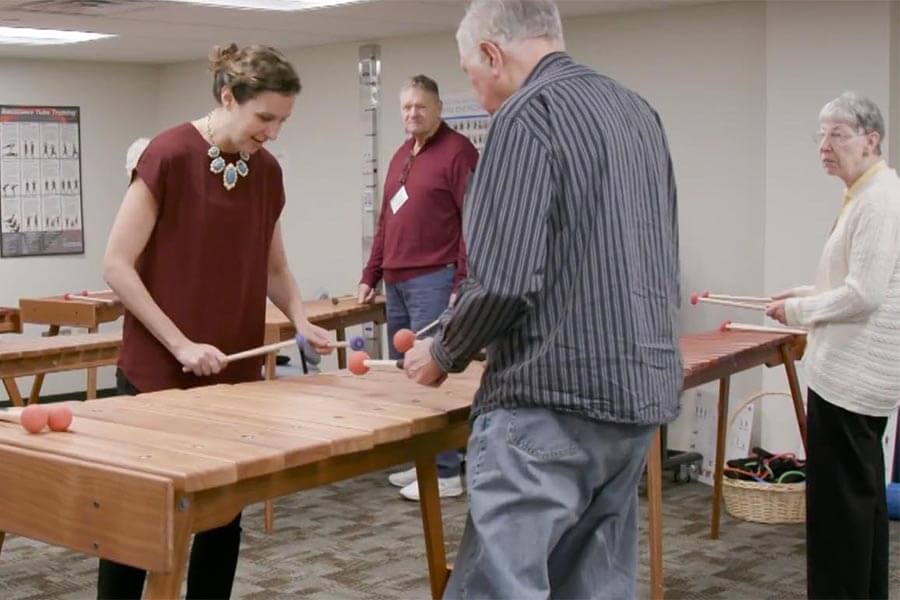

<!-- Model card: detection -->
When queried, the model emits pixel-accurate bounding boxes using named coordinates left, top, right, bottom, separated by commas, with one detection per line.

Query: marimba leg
left=647, top=428, right=664, bottom=600
left=144, top=505, right=193, bottom=600
left=415, top=457, right=450, bottom=600
left=779, top=344, right=808, bottom=453
left=264, top=501, right=274, bottom=534
left=86, top=326, right=98, bottom=400
left=336, top=328, right=347, bottom=370
left=710, top=376, right=731, bottom=540
left=0, top=530, right=5, bottom=556
left=265, top=352, right=277, bottom=380
left=2, top=377, right=24, bottom=407
left=29, top=324, right=59, bottom=404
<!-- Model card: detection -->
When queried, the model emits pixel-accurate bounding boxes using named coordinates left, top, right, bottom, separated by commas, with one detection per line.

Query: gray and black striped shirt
left=431, top=52, right=682, bottom=426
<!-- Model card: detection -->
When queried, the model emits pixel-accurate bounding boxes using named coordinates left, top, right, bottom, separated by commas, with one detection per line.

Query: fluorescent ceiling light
left=166, top=0, right=364, bottom=11
left=0, top=26, right=115, bottom=46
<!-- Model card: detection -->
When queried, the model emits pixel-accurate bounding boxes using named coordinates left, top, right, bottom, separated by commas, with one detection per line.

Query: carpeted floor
left=0, top=470, right=897, bottom=599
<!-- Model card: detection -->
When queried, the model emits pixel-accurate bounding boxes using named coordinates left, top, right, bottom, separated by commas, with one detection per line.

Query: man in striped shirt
left=403, top=0, right=682, bottom=597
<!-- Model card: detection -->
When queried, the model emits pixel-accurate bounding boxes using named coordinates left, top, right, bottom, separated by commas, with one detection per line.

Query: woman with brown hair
left=99, top=43, right=332, bottom=599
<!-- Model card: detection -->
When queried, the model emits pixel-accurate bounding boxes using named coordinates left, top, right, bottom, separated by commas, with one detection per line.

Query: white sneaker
left=399, top=475, right=464, bottom=501
left=388, top=466, right=417, bottom=488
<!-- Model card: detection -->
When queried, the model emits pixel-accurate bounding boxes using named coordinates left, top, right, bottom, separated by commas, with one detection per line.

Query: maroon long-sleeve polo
left=361, top=121, right=478, bottom=291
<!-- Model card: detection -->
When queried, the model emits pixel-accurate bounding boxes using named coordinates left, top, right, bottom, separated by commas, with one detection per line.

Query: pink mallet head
left=20, top=405, right=49, bottom=434
left=702, top=290, right=710, bottom=298
left=690, top=292, right=700, bottom=305
left=393, top=328, right=416, bottom=354
left=63, top=293, right=73, bottom=300
left=349, top=351, right=370, bottom=376
left=48, top=405, right=73, bottom=432
left=719, top=320, right=732, bottom=333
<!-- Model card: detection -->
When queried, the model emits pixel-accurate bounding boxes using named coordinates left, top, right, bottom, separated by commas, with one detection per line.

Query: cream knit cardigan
left=785, top=163, right=900, bottom=417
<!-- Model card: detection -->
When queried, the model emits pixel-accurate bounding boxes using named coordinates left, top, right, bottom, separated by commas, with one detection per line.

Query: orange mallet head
left=393, top=328, right=416, bottom=354
left=48, top=405, right=73, bottom=432
left=20, top=405, right=49, bottom=434
left=349, top=351, right=370, bottom=376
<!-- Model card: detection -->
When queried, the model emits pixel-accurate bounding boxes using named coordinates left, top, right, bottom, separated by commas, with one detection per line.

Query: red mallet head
left=349, top=351, right=370, bottom=376
left=702, top=290, right=711, bottom=298
left=393, top=328, right=416, bottom=354
left=719, top=320, right=732, bottom=333
left=690, top=292, right=700, bottom=305
left=48, top=405, right=73, bottom=432
left=20, top=405, right=49, bottom=434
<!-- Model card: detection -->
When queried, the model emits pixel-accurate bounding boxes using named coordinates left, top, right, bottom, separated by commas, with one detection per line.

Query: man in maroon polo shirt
left=358, top=74, right=478, bottom=500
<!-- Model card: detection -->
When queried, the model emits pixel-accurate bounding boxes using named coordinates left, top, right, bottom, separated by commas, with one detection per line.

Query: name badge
left=390, top=186, right=409, bottom=214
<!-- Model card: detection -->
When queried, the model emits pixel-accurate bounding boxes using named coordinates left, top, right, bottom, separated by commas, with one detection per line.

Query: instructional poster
left=0, top=105, right=84, bottom=257
left=442, top=94, right=491, bottom=153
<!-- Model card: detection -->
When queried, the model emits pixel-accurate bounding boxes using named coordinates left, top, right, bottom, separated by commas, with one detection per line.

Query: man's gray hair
left=820, top=91, right=885, bottom=155
left=400, top=74, right=441, bottom=100
left=457, top=0, right=564, bottom=58
left=125, top=137, right=150, bottom=178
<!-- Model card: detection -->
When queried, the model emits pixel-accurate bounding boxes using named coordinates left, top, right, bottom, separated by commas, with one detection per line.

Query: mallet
left=348, top=351, right=404, bottom=376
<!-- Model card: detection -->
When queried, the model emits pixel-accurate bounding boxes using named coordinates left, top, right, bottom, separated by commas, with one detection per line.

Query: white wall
left=0, top=58, right=160, bottom=397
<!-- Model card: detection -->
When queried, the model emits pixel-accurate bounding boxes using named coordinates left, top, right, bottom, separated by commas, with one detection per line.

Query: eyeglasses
left=813, top=130, right=864, bottom=147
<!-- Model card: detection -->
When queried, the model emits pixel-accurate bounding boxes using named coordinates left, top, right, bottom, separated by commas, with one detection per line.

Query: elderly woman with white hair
left=767, top=92, right=900, bottom=599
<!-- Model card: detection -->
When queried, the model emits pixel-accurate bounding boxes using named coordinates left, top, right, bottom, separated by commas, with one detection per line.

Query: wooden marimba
left=264, top=295, right=386, bottom=374
left=0, top=333, right=120, bottom=406
left=0, top=328, right=805, bottom=599
left=18, top=291, right=122, bottom=403
left=644, top=328, right=806, bottom=599
left=0, top=307, right=22, bottom=335
left=0, top=364, right=482, bottom=600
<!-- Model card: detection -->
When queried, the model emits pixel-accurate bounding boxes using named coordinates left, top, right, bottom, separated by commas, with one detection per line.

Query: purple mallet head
left=350, top=336, right=366, bottom=351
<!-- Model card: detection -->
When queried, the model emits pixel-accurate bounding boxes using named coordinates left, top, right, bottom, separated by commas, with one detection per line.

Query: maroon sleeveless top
left=119, top=122, right=285, bottom=392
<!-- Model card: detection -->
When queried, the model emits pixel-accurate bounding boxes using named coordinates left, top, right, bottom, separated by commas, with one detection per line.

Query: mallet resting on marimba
left=720, top=320, right=807, bottom=336
left=348, top=351, right=404, bottom=376
left=0, top=404, right=72, bottom=434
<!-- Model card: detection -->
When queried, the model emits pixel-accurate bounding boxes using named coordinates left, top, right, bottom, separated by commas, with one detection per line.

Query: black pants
left=97, top=370, right=243, bottom=600
left=807, top=387, right=889, bottom=599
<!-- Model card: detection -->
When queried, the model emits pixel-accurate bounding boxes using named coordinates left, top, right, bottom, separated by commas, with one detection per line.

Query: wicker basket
left=722, top=391, right=806, bottom=524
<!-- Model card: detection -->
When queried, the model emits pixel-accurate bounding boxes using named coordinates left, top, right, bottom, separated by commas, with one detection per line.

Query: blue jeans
left=386, top=265, right=460, bottom=478
left=444, top=408, right=654, bottom=599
